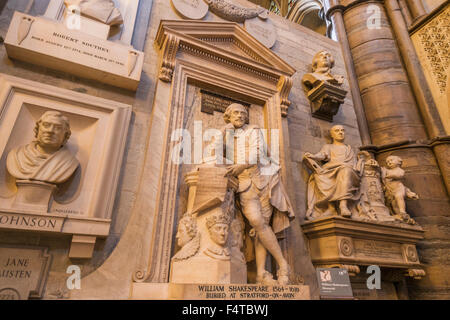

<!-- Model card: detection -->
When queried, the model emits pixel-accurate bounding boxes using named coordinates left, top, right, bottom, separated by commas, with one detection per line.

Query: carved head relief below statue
left=206, top=213, right=231, bottom=247
left=6, top=111, right=79, bottom=212
left=176, top=214, right=197, bottom=247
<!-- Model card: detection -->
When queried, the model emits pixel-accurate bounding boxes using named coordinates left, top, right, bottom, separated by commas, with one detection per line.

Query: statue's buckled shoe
left=256, top=271, right=277, bottom=285
left=277, top=266, right=290, bottom=285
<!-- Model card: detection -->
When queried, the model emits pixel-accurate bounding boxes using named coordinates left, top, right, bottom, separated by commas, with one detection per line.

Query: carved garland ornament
left=204, top=0, right=268, bottom=23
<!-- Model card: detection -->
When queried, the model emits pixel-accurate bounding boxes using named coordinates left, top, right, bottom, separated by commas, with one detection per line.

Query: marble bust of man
left=302, top=50, right=344, bottom=92
left=65, top=0, right=123, bottom=26
left=303, top=125, right=362, bottom=219
left=6, top=111, right=79, bottom=185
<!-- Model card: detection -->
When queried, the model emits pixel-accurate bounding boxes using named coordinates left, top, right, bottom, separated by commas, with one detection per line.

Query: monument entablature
left=154, top=20, right=295, bottom=116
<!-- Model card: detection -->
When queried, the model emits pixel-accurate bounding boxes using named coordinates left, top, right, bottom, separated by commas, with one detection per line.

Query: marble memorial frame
left=132, top=20, right=296, bottom=288
left=0, top=74, right=131, bottom=258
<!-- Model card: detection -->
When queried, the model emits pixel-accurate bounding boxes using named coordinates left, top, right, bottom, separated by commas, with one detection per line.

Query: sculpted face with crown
left=206, top=213, right=231, bottom=247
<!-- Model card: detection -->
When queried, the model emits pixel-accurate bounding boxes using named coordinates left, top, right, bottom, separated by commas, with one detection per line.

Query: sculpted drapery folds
left=303, top=125, right=363, bottom=220
left=6, top=111, right=79, bottom=185
left=212, top=103, right=295, bottom=285
left=64, top=0, right=124, bottom=26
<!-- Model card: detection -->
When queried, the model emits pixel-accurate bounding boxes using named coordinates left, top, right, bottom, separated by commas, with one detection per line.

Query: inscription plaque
left=171, top=284, right=309, bottom=300
left=5, top=12, right=144, bottom=90
left=201, top=90, right=250, bottom=123
left=317, top=268, right=353, bottom=300
left=354, top=240, right=403, bottom=261
left=0, top=246, right=51, bottom=300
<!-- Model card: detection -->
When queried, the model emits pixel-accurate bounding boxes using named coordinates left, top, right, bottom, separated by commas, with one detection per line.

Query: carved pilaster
left=159, top=34, right=180, bottom=83
left=277, top=76, right=293, bottom=117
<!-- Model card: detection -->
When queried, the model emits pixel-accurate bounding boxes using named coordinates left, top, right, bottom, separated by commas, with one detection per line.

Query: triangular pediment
left=156, top=20, right=296, bottom=77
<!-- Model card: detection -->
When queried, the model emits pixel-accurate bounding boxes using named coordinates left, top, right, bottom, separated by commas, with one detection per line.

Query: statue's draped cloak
left=220, top=123, right=295, bottom=233
left=6, top=142, right=79, bottom=184
left=307, top=144, right=361, bottom=218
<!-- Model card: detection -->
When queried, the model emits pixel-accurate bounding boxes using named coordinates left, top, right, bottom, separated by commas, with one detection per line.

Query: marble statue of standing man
left=303, top=125, right=362, bottom=219
left=7, top=111, right=79, bottom=185
left=218, top=103, right=295, bottom=285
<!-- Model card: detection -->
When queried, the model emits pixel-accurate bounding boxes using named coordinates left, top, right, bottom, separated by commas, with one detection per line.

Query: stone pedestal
left=301, top=216, right=425, bottom=278
left=13, top=180, right=57, bottom=213
left=170, top=256, right=247, bottom=284
left=306, top=81, right=347, bottom=121
left=131, top=283, right=310, bottom=300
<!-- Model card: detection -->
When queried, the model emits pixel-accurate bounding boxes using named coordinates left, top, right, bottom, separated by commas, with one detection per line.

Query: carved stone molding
left=155, top=20, right=296, bottom=114
left=158, top=33, right=180, bottom=82
left=277, top=76, right=293, bottom=117
left=302, top=216, right=426, bottom=280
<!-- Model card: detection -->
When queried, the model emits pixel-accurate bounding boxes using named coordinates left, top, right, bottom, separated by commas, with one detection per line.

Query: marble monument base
left=13, top=180, right=56, bottom=213
left=131, top=283, right=310, bottom=300
left=301, top=216, right=426, bottom=279
left=170, top=256, right=247, bottom=284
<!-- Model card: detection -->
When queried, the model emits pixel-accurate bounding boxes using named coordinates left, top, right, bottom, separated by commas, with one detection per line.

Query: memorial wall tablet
left=0, top=74, right=132, bottom=258
left=4, top=1, right=144, bottom=91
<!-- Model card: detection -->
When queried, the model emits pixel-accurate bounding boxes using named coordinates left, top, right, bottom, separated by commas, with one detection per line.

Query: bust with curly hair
left=302, top=50, right=344, bottom=92
left=6, top=111, right=79, bottom=185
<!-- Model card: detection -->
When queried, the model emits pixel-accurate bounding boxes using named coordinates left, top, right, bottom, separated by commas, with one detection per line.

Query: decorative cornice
left=155, top=20, right=295, bottom=77
left=155, top=20, right=296, bottom=116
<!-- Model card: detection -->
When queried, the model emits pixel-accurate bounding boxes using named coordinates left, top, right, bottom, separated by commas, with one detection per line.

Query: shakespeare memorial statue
left=214, top=103, right=295, bottom=285
left=6, top=111, right=79, bottom=212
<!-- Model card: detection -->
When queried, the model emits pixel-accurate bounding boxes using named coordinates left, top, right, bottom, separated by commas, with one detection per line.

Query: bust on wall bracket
left=302, top=50, right=347, bottom=121
left=6, top=111, right=79, bottom=213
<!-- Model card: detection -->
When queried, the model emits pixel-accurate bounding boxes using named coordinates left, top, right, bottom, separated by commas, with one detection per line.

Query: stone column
left=328, top=0, right=450, bottom=299
left=384, top=0, right=450, bottom=195
left=405, top=0, right=427, bottom=21
left=326, top=2, right=371, bottom=145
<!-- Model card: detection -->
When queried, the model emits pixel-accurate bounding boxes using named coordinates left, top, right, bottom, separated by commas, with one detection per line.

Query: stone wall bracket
left=306, top=81, right=347, bottom=121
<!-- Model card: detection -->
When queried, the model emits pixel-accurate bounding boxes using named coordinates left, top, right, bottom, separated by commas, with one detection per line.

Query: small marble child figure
left=381, top=155, right=419, bottom=224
